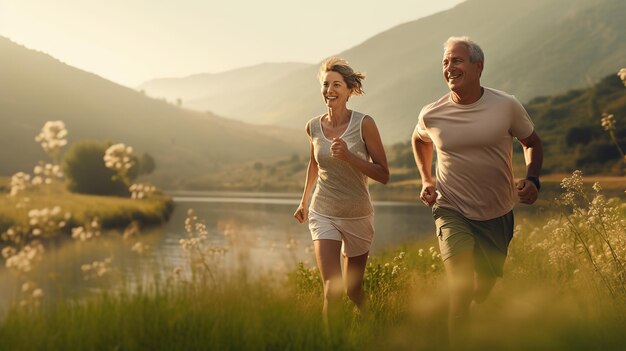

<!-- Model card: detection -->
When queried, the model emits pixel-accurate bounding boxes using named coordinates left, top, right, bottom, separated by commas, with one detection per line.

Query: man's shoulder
left=484, top=87, right=531, bottom=123
left=484, top=87, right=520, bottom=104
left=420, top=93, right=451, bottom=116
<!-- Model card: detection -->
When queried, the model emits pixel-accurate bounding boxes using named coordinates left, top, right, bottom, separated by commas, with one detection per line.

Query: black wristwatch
left=526, top=176, right=541, bottom=191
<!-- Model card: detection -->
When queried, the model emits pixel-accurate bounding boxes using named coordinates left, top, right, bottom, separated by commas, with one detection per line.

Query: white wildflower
left=104, top=143, right=134, bottom=173
left=131, top=242, right=147, bottom=254
left=9, top=172, right=31, bottom=196
left=618, top=68, right=626, bottom=86
left=32, top=289, right=44, bottom=299
left=601, top=113, right=615, bottom=132
left=35, top=120, right=68, bottom=157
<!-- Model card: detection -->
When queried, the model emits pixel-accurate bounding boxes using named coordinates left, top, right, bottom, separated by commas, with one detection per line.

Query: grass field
left=0, top=172, right=624, bottom=350
left=0, top=235, right=624, bottom=350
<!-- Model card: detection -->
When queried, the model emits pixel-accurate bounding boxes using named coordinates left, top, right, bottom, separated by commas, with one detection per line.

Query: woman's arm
left=294, top=123, right=318, bottom=223
left=331, top=116, right=389, bottom=184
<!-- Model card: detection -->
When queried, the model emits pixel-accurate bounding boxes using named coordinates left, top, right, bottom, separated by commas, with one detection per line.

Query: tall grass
left=0, top=173, right=624, bottom=350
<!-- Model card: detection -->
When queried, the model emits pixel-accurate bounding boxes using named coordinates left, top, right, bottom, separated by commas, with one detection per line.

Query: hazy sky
left=1, top=0, right=463, bottom=87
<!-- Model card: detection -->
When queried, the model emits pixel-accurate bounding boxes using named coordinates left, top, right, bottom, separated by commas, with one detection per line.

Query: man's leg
left=471, top=210, right=514, bottom=304
left=443, top=250, right=475, bottom=349
left=473, top=271, right=497, bottom=304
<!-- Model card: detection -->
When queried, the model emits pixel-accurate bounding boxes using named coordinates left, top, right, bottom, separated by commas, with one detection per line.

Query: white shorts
left=308, top=211, right=374, bottom=257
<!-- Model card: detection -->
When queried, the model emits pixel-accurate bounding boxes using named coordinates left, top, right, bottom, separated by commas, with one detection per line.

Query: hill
left=0, top=37, right=306, bottom=189
left=525, top=73, right=626, bottom=174
left=142, top=0, right=626, bottom=143
left=138, top=62, right=313, bottom=109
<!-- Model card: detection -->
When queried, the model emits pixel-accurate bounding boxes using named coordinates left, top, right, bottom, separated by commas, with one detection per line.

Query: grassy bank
left=0, top=182, right=174, bottom=233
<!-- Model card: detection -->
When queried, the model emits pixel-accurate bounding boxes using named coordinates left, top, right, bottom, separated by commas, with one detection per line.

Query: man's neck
left=450, top=86, right=484, bottom=105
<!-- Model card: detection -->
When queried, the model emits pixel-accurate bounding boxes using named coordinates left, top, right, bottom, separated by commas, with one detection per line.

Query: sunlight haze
left=0, top=0, right=463, bottom=87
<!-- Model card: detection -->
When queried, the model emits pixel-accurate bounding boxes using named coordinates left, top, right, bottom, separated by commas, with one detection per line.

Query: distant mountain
left=138, top=62, right=313, bottom=109
left=0, top=37, right=306, bottom=189
left=147, top=0, right=626, bottom=142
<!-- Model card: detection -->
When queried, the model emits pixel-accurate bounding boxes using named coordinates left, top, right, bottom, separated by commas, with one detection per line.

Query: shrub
left=62, top=140, right=129, bottom=196
left=565, top=126, right=593, bottom=147
left=575, top=141, right=621, bottom=167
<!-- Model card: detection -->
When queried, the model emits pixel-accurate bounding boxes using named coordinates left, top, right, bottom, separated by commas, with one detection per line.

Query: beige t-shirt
left=308, top=111, right=373, bottom=219
left=414, top=87, right=534, bottom=220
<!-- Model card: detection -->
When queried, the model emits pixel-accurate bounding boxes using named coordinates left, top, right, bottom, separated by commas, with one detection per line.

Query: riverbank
left=0, top=183, right=174, bottom=233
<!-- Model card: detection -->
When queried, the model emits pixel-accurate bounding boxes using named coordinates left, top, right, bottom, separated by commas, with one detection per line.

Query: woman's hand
left=293, top=204, right=308, bottom=223
left=330, top=138, right=352, bottom=162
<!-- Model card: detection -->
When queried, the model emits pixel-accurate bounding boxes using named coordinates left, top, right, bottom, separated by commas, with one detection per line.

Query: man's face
left=442, top=43, right=483, bottom=95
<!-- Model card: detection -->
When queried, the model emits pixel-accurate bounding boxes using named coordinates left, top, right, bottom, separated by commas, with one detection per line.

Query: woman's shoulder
left=349, top=110, right=368, bottom=124
left=359, top=114, right=380, bottom=137
left=352, top=111, right=375, bottom=125
left=305, top=114, right=325, bottom=135
left=306, top=114, right=325, bottom=126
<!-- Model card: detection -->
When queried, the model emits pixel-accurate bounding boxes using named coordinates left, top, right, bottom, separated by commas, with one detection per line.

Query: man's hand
left=420, top=182, right=437, bottom=207
left=516, top=179, right=538, bottom=204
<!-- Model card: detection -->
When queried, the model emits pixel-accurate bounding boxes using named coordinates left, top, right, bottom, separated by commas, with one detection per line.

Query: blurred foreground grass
left=0, top=174, right=624, bottom=350
left=0, top=226, right=624, bottom=349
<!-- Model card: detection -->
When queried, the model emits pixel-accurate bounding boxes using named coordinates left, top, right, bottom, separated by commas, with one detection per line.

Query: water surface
left=0, top=192, right=435, bottom=309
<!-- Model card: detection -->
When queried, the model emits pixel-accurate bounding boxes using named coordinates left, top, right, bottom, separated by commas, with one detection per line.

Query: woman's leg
left=343, top=251, right=369, bottom=309
left=314, top=239, right=343, bottom=324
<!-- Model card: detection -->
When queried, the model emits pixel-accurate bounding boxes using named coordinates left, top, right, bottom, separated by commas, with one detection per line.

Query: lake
left=0, top=192, right=436, bottom=309
left=167, top=191, right=435, bottom=264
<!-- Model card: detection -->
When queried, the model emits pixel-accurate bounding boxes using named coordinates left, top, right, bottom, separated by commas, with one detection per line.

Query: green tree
left=138, top=153, right=156, bottom=176
left=62, top=140, right=129, bottom=196
left=565, top=126, right=593, bottom=147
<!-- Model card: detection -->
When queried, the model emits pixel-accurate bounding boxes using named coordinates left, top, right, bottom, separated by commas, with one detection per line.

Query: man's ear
left=477, top=61, right=484, bottom=78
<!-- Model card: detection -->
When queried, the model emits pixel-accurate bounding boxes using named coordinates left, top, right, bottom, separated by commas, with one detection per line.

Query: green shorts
left=432, top=204, right=514, bottom=277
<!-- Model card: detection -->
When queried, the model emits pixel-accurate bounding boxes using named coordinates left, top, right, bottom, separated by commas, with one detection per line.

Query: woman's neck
left=326, top=106, right=351, bottom=127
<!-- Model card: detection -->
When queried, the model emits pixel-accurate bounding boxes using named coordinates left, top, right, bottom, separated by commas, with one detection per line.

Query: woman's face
left=321, top=71, right=351, bottom=108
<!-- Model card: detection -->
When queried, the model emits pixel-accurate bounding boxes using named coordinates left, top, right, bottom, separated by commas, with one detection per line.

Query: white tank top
left=308, top=110, right=373, bottom=218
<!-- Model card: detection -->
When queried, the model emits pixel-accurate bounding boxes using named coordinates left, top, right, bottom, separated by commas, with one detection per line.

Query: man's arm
left=516, top=131, right=543, bottom=204
left=412, top=130, right=437, bottom=207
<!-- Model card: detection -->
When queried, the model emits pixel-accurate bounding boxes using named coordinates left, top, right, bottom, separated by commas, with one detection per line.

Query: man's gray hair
left=444, top=36, right=484, bottom=63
